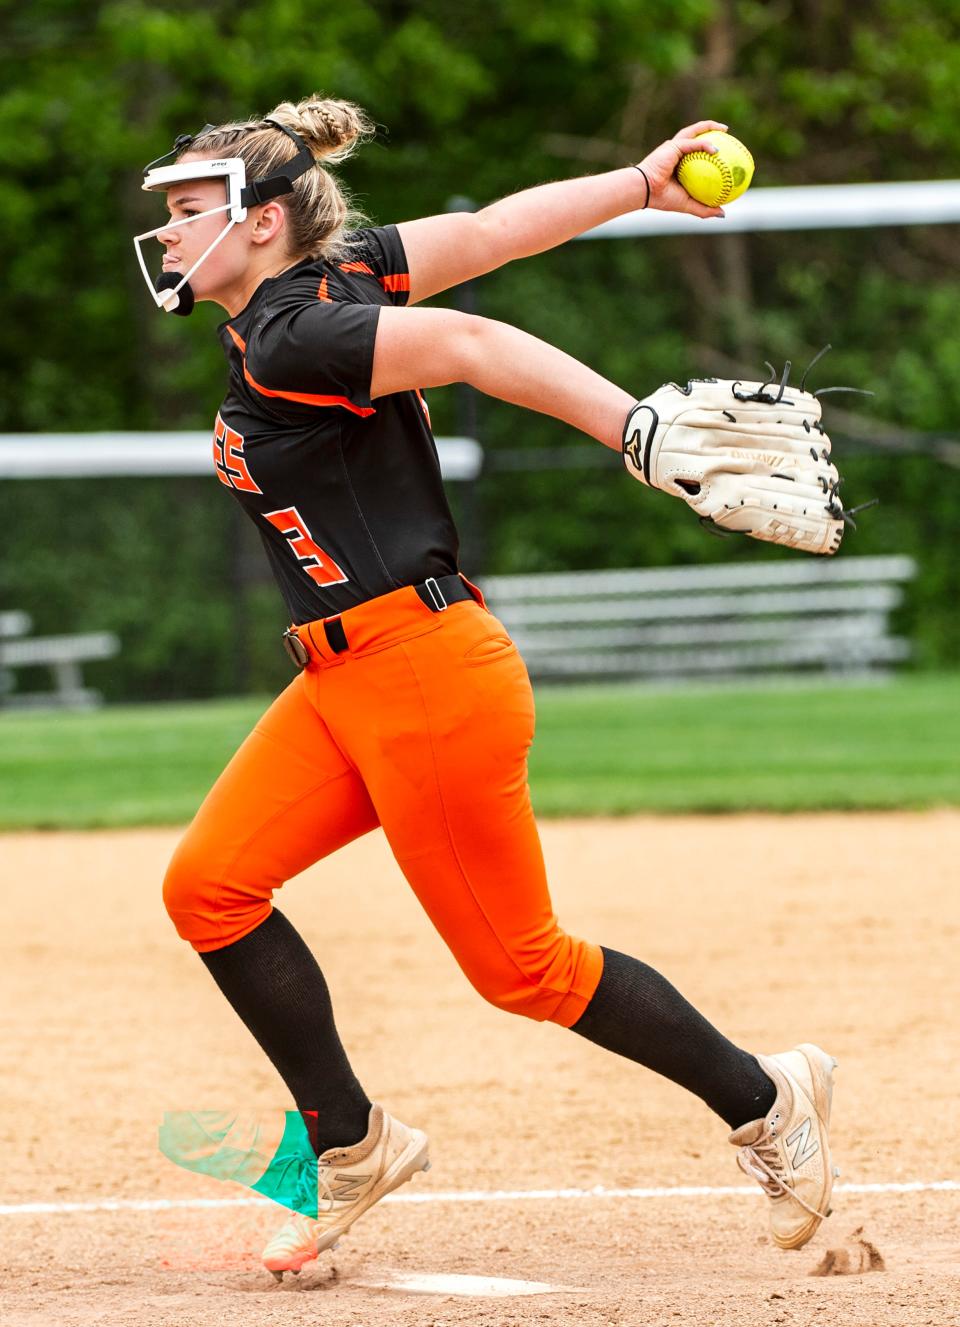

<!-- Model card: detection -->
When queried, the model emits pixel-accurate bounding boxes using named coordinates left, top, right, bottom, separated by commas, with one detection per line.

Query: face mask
left=134, top=121, right=317, bottom=316
left=134, top=159, right=248, bottom=315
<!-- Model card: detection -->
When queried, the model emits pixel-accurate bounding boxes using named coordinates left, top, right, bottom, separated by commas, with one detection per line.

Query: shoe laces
left=271, top=1152, right=336, bottom=1224
left=316, top=1165, right=337, bottom=1215
left=268, top=1150, right=320, bottom=1220
left=736, top=1133, right=824, bottom=1220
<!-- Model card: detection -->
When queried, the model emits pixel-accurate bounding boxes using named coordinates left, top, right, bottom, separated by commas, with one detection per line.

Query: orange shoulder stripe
left=379, top=273, right=411, bottom=294
left=241, top=360, right=375, bottom=417
left=225, top=324, right=247, bottom=353
left=338, top=260, right=375, bottom=275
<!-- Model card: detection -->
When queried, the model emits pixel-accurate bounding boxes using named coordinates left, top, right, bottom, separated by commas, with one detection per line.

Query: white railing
left=0, top=432, right=482, bottom=480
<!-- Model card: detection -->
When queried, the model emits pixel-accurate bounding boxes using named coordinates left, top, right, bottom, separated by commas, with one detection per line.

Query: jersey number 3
left=263, top=507, right=349, bottom=588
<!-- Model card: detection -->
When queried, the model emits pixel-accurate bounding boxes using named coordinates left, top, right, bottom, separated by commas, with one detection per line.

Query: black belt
left=412, top=573, right=475, bottom=613
left=283, top=575, right=475, bottom=667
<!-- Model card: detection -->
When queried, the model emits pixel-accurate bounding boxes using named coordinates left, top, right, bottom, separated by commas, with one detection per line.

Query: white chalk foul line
left=1, top=1179, right=957, bottom=1217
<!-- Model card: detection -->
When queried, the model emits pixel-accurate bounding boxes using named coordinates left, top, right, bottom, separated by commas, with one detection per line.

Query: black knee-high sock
left=198, top=909, right=371, bottom=1156
left=571, top=947, right=776, bottom=1129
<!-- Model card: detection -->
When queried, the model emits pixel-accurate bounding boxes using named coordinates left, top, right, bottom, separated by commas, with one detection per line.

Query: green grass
left=1, top=675, right=958, bottom=830
left=529, top=674, right=960, bottom=814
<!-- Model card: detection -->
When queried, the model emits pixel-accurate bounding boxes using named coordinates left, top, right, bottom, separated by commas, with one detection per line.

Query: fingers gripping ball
left=677, top=130, right=755, bottom=207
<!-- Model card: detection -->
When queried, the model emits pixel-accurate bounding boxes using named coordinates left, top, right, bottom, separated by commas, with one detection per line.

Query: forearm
left=476, top=167, right=647, bottom=265
left=460, top=317, right=633, bottom=450
left=397, top=172, right=642, bottom=303
left=397, top=120, right=725, bottom=302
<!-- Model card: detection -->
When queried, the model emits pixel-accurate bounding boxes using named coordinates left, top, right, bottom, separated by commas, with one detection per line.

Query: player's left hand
left=636, top=121, right=728, bottom=219
left=621, top=366, right=874, bottom=556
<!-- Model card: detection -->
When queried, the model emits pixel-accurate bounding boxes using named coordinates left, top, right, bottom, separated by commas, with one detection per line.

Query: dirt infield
left=2, top=813, right=958, bottom=1326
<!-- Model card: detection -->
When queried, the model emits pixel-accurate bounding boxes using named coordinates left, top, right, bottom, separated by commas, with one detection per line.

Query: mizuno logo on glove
left=621, top=403, right=660, bottom=485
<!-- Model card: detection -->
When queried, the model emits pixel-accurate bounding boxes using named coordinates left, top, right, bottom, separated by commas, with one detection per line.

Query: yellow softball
left=676, top=129, right=755, bottom=207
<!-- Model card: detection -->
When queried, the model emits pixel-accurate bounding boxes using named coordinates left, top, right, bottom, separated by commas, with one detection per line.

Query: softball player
left=141, top=95, right=837, bottom=1277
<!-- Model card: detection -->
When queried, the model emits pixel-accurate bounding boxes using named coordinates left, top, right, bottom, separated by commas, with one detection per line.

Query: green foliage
left=2, top=675, right=958, bottom=829
left=2, top=0, right=959, bottom=699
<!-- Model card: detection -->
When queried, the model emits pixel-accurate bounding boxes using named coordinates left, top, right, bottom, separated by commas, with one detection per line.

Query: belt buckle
left=282, top=628, right=310, bottom=670
left=424, top=577, right=447, bottom=611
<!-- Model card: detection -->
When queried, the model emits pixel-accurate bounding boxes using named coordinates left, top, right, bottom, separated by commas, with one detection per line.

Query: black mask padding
left=155, top=271, right=195, bottom=317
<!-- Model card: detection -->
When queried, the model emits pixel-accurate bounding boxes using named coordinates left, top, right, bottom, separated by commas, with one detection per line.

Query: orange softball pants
left=162, top=580, right=603, bottom=1027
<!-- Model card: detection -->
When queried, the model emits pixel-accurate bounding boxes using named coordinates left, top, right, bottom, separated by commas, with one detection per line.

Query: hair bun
left=266, top=95, right=372, bottom=165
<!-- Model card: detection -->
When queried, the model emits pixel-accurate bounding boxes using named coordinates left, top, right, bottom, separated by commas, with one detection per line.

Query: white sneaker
left=262, top=1104, right=430, bottom=1279
left=729, top=1043, right=837, bottom=1250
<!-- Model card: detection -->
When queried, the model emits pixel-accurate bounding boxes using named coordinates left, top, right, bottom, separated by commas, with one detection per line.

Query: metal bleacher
left=479, top=555, right=916, bottom=683
left=0, top=612, right=119, bottom=710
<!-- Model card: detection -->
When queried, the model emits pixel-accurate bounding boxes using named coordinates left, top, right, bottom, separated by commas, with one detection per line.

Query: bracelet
left=633, top=165, right=651, bottom=210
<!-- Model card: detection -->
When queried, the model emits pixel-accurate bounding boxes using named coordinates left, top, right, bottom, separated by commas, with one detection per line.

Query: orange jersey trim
left=225, top=323, right=375, bottom=417
left=338, top=260, right=375, bottom=276
left=414, top=388, right=431, bottom=425
left=242, top=363, right=375, bottom=416
left=316, top=275, right=331, bottom=301
left=225, top=324, right=247, bottom=353
left=379, top=273, right=410, bottom=294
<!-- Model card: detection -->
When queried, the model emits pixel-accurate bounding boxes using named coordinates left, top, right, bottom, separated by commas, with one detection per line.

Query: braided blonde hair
left=181, top=94, right=373, bottom=259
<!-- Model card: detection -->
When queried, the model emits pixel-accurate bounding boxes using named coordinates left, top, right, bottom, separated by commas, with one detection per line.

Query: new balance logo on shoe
left=786, top=1117, right=820, bottom=1169
left=329, top=1173, right=371, bottom=1201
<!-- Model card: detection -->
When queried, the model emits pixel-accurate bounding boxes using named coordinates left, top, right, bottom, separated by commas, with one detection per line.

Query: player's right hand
left=635, top=120, right=728, bottom=219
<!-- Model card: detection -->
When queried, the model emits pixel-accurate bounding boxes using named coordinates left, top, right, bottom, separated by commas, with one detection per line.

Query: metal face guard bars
left=133, top=201, right=239, bottom=313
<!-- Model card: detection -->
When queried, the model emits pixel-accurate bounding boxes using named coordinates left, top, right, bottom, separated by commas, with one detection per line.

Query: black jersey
left=212, top=225, right=460, bottom=624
